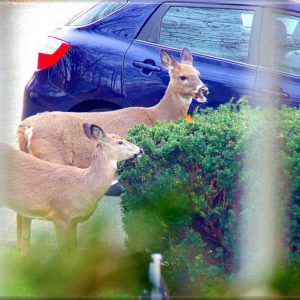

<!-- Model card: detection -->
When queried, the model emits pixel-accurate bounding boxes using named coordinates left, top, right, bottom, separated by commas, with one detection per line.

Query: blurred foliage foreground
left=2, top=101, right=300, bottom=297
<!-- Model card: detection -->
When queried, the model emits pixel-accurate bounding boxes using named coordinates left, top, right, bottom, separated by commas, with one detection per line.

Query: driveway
left=0, top=1, right=125, bottom=248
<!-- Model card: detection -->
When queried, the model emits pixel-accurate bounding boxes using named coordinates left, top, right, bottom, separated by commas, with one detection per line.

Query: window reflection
left=159, top=7, right=254, bottom=63
left=269, top=13, right=300, bottom=75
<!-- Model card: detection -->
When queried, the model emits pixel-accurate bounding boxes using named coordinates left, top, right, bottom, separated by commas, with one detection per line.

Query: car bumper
left=22, top=69, right=79, bottom=120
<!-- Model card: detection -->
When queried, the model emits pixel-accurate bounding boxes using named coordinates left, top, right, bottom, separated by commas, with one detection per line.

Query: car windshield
left=66, top=0, right=127, bottom=26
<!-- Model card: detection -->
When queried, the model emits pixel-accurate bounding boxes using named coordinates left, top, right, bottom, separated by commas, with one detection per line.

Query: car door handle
left=258, top=88, right=290, bottom=99
left=133, top=61, right=162, bottom=72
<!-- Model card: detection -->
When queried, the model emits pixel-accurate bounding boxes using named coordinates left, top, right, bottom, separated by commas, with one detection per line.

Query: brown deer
left=0, top=124, right=143, bottom=255
left=15, top=47, right=208, bottom=252
left=17, top=48, right=208, bottom=168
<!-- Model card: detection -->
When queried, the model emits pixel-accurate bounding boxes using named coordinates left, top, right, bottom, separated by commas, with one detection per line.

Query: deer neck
left=150, top=85, right=191, bottom=122
left=85, top=145, right=117, bottom=194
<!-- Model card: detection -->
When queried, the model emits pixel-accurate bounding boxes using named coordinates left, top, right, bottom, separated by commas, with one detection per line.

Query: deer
left=15, top=47, right=208, bottom=253
left=0, top=123, right=143, bottom=256
left=17, top=48, right=208, bottom=168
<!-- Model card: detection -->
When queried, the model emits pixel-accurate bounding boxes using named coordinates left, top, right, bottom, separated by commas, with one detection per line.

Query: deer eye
left=179, top=75, right=188, bottom=81
left=117, top=141, right=124, bottom=145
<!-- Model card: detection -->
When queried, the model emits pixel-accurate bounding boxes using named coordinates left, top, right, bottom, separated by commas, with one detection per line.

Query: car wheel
left=106, top=181, right=122, bottom=196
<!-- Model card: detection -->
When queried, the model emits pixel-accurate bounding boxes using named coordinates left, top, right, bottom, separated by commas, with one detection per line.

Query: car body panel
left=22, top=69, right=81, bottom=118
left=255, top=68, right=300, bottom=107
left=49, top=29, right=130, bottom=107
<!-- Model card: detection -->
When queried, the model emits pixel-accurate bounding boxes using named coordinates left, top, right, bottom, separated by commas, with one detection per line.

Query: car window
left=67, top=0, right=127, bottom=26
left=268, top=13, right=300, bottom=76
left=158, top=7, right=254, bottom=63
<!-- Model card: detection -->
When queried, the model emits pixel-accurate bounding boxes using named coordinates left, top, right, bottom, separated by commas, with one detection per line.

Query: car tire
left=106, top=181, right=122, bottom=196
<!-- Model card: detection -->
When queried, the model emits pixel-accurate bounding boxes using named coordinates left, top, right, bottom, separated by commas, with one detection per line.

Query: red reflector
left=37, top=38, right=70, bottom=70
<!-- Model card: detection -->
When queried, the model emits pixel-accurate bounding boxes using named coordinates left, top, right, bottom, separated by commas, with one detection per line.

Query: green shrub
left=279, top=108, right=300, bottom=262
left=118, top=102, right=300, bottom=295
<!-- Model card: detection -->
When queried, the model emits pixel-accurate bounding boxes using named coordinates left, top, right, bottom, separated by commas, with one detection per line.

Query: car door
left=123, top=2, right=263, bottom=111
left=255, top=7, right=300, bottom=107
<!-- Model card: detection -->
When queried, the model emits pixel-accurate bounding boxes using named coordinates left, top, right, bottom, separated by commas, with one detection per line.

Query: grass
left=2, top=245, right=147, bottom=297
left=0, top=214, right=148, bottom=297
left=2, top=248, right=36, bottom=296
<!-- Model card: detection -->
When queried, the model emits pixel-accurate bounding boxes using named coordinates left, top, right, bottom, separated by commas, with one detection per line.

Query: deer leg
left=54, top=221, right=77, bottom=256
left=16, top=214, right=23, bottom=251
left=20, top=216, right=31, bottom=257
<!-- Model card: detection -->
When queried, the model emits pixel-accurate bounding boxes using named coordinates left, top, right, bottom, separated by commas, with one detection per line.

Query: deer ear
left=83, top=123, right=106, bottom=141
left=180, top=47, right=193, bottom=65
left=90, top=124, right=106, bottom=141
left=160, top=49, right=177, bottom=70
left=83, top=123, right=93, bottom=139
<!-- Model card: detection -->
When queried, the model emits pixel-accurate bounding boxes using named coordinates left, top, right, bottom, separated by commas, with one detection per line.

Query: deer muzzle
left=194, top=85, right=209, bottom=103
left=134, top=148, right=144, bottom=158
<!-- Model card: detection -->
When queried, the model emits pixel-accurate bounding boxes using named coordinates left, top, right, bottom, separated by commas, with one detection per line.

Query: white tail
left=17, top=48, right=208, bottom=168
left=1, top=124, right=143, bottom=255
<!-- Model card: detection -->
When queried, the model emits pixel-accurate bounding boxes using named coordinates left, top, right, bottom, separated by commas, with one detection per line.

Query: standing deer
left=0, top=123, right=143, bottom=255
left=17, top=48, right=208, bottom=167
left=16, top=47, right=208, bottom=253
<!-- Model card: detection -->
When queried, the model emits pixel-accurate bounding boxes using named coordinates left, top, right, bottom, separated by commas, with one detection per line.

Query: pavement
left=0, top=1, right=125, bottom=249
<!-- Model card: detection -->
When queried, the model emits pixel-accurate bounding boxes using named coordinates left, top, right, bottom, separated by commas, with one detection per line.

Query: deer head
left=83, top=123, right=144, bottom=161
left=160, top=48, right=209, bottom=105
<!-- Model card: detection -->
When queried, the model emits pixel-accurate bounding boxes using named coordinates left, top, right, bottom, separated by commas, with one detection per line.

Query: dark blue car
left=22, top=0, right=300, bottom=120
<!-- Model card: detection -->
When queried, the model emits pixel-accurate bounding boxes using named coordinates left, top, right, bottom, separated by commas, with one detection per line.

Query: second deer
left=0, top=124, right=143, bottom=255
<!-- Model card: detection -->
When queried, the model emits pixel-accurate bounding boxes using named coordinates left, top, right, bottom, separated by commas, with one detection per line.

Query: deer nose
left=198, top=85, right=209, bottom=96
left=134, top=148, right=144, bottom=158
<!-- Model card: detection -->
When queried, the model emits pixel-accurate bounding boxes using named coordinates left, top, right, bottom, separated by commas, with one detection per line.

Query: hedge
left=118, top=101, right=300, bottom=295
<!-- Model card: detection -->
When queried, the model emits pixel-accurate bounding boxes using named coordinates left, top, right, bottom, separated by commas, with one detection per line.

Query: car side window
left=268, top=13, right=300, bottom=76
left=158, top=7, right=254, bottom=63
left=67, top=1, right=127, bottom=26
